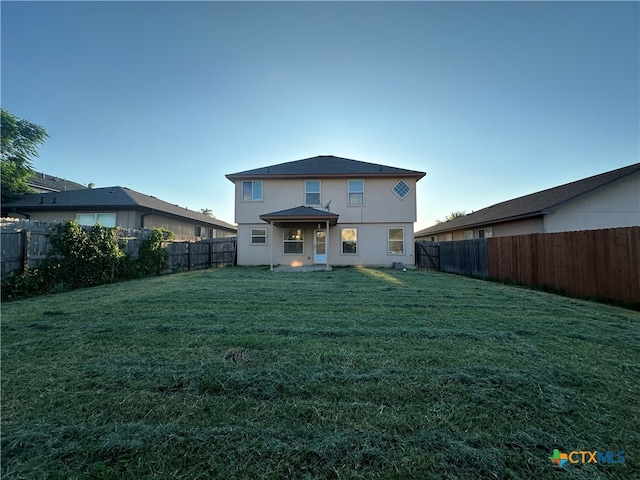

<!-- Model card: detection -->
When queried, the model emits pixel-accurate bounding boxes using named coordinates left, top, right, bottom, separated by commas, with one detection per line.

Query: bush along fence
left=1, top=220, right=237, bottom=301
left=416, top=226, right=640, bottom=308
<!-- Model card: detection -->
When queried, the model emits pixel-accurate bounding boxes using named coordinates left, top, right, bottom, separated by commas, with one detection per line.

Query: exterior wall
left=11, top=210, right=235, bottom=239
left=543, top=173, right=640, bottom=232
left=417, top=217, right=544, bottom=242
left=233, top=176, right=419, bottom=266
left=233, top=177, right=418, bottom=224
left=492, top=217, right=544, bottom=236
left=237, top=222, right=415, bottom=267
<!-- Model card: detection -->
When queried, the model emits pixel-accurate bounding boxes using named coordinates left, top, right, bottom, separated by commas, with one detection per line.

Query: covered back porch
left=259, top=206, right=339, bottom=271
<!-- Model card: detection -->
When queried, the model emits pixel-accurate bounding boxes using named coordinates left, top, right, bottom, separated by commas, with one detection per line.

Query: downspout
left=325, top=220, right=330, bottom=270
left=269, top=222, right=274, bottom=271
left=140, top=213, right=151, bottom=229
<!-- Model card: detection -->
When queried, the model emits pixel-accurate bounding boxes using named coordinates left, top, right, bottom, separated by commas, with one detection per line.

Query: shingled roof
left=2, top=186, right=237, bottom=232
left=415, top=162, right=640, bottom=237
left=28, top=172, right=88, bottom=192
left=226, top=155, right=426, bottom=181
left=259, top=206, right=339, bottom=226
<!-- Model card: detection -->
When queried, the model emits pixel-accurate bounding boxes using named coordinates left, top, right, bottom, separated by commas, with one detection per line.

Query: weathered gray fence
left=416, top=239, right=488, bottom=277
left=167, top=238, right=237, bottom=272
left=1, top=219, right=236, bottom=279
left=1, top=230, right=53, bottom=278
left=415, top=241, right=439, bottom=270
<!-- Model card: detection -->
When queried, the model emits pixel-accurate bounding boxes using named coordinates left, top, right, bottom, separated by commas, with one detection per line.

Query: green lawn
left=2, top=267, right=639, bottom=479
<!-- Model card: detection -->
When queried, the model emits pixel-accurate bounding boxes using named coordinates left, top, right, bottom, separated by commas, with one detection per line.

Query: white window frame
left=283, top=228, right=304, bottom=254
left=251, top=228, right=267, bottom=245
left=76, top=213, right=116, bottom=227
left=305, top=180, right=321, bottom=206
left=478, top=227, right=493, bottom=239
left=391, top=180, right=411, bottom=200
left=348, top=179, right=364, bottom=206
left=388, top=227, right=405, bottom=255
left=242, top=180, right=263, bottom=201
left=341, top=227, right=358, bottom=255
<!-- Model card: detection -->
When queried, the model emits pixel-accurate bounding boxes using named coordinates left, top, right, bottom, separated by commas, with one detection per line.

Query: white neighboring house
left=226, top=155, right=426, bottom=269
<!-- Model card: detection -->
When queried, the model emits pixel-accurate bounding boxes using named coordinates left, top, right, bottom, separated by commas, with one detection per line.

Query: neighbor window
left=76, top=213, right=116, bottom=227
left=305, top=180, right=321, bottom=205
left=464, top=230, right=473, bottom=240
left=283, top=228, right=303, bottom=254
left=478, top=227, right=493, bottom=238
left=348, top=179, right=364, bottom=206
left=195, top=226, right=203, bottom=237
left=341, top=228, right=358, bottom=254
left=388, top=227, right=405, bottom=254
left=392, top=180, right=411, bottom=199
left=242, top=181, right=263, bottom=201
left=251, top=228, right=267, bottom=245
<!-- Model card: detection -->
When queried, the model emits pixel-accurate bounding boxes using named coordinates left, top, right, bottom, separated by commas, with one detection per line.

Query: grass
left=2, top=266, right=639, bottom=479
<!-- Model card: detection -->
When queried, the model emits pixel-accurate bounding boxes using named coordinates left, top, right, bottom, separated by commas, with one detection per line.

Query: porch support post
left=325, top=220, right=330, bottom=270
left=269, top=222, right=274, bottom=271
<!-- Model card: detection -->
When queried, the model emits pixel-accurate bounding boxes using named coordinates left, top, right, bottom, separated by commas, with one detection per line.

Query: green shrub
left=1, top=222, right=175, bottom=301
left=136, top=228, right=174, bottom=276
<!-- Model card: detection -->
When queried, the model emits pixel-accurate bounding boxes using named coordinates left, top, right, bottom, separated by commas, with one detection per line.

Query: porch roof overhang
left=259, top=206, right=339, bottom=227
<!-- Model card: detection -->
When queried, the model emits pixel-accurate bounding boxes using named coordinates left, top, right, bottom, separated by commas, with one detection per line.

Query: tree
left=199, top=208, right=215, bottom=218
left=435, top=210, right=466, bottom=224
left=1, top=109, right=49, bottom=203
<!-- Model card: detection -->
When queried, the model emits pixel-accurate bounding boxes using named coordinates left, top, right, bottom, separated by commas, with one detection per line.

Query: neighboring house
left=226, top=155, right=426, bottom=269
left=415, top=163, right=640, bottom=241
left=1, top=186, right=237, bottom=239
left=27, top=172, right=88, bottom=193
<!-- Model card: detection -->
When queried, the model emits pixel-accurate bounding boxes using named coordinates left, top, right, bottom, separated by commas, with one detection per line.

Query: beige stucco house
left=226, top=155, right=426, bottom=269
left=415, top=162, right=640, bottom=241
left=1, top=186, right=237, bottom=240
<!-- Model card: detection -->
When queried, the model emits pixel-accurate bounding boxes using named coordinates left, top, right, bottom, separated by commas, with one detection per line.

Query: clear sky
left=2, top=1, right=638, bottom=231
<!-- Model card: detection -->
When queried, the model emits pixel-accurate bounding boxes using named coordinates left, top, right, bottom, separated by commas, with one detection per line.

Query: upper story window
left=305, top=180, right=321, bottom=205
left=76, top=213, right=116, bottom=228
left=348, top=179, right=364, bottom=206
left=242, top=181, right=263, bottom=201
left=392, top=180, right=411, bottom=199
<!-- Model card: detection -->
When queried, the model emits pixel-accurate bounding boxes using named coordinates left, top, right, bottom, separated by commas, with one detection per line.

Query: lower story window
left=388, top=227, right=404, bottom=254
left=283, top=228, right=303, bottom=254
left=76, top=213, right=116, bottom=227
left=341, top=228, right=358, bottom=254
left=251, top=228, right=267, bottom=244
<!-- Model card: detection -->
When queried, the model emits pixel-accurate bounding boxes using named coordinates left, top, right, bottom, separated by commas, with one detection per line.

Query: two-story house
left=226, top=155, right=426, bottom=269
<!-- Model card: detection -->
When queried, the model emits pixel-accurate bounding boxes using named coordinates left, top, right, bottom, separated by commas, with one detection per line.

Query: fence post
left=187, top=242, right=192, bottom=270
left=21, top=230, right=31, bottom=273
left=208, top=242, right=213, bottom=268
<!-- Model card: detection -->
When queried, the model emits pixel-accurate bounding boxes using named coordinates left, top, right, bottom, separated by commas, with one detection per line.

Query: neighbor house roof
left=226, top=155, right=426, bottom=181
left=2, top=186, right=237, bottom=232
left=259, top=206, right=339, bottom=226
left=28, top=172, right=88, bottom=192
left=415, top=162, right=640, bottom=237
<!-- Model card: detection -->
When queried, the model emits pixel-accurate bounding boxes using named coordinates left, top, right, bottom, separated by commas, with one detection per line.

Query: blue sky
left=2, top=1, right=638, bottom=230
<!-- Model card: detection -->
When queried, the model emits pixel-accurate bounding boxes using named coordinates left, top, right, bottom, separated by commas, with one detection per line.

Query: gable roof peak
left=226, top=155, right=426, bottom=181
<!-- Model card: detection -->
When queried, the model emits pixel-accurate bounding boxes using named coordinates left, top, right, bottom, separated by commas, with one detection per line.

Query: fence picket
left=1, top=219, right=236, bottom=279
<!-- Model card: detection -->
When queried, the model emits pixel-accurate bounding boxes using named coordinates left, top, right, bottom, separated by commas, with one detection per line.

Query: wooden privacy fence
left=166, top=238, right=237, bottom=272
left=1, top=230, right=53, bottom=278
left=488, top=227, right=639, bottom=304
left=416, top=227, right=640, bottom=304
left=1, top=221, right=237, bottom=279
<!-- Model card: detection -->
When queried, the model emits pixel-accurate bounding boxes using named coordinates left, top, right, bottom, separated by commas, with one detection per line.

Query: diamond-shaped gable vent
left=392, top=180, right=411, bottom=199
